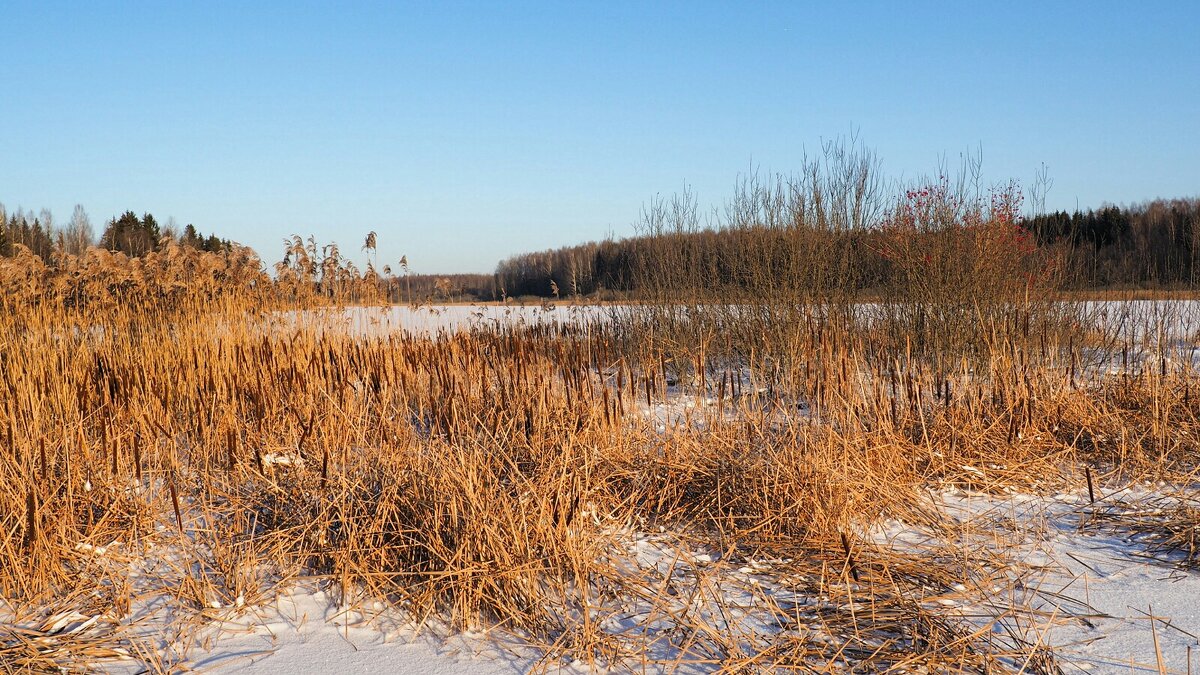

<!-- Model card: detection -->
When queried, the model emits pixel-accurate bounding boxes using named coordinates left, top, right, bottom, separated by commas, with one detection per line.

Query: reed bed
left=1, top=241, right=1199, bottom=672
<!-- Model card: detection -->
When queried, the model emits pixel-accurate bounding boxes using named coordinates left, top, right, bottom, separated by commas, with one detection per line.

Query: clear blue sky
left=2, top=2, right=1197, bottom=273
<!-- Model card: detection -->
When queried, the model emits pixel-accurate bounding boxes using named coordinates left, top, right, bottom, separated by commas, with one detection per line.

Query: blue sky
left=2, top=2, right=1197, bottom=273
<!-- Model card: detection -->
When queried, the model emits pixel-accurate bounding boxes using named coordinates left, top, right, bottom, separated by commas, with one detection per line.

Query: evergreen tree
left=142, top=213, right=160, bottom=242
left=100, top=210, right=158, bottom=256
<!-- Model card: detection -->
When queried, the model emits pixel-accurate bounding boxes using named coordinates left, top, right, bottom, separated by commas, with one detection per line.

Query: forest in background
left=4, top=192, right=1200, bottom=305
left=495, top=196, right=1200, bottom=300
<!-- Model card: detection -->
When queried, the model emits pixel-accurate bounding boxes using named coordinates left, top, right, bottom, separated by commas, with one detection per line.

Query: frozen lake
left=274, top=299, right=1200, bottom=346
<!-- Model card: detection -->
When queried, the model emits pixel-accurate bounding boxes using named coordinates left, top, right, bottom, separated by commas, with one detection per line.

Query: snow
left=891, top=487, right=1200, bottom=673
left=258, top=451, right=306, bottom=468
left=1047, top=535, right=1200, bottom=672
left=190, top=586, right=535, bottom=674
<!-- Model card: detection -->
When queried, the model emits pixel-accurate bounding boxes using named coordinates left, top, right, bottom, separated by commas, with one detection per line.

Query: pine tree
left=101, top=210, right=157, bottom=256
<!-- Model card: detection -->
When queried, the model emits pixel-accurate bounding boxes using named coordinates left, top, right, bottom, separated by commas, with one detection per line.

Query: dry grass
left=1, top=240, right=1198, bottom=672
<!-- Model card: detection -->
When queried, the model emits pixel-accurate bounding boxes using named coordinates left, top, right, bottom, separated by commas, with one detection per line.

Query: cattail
left=25, top=488, right=38, bottom=550
left=321, top=441, right=330, bottom=488
left=226, top=426, right=237, bottom=471
left=133, top=431, right=142, bottom=483
left=39, top=437, right=48, bottom=481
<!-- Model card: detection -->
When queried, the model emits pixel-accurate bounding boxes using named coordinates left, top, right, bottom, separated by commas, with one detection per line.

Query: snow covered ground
left=889, top=487, right=1200, bottom=674
left=191, top=587, right=536, bottom=674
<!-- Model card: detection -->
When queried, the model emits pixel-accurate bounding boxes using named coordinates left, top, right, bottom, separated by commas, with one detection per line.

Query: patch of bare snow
left=190, top=585, right=537, bottom=674
left=895, top=487, right=1200, bottom=673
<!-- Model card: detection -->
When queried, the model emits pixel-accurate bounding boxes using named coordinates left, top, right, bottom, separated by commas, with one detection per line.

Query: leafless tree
left=61, top=205, right=94, bottom=255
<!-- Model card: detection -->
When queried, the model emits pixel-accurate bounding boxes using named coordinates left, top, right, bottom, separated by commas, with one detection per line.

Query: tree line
left=0, top=207, right=490, bottom=307
left=7, top=191, right=1199, bottom=305
left=0, top=203, right=232, bottom=260
left=495, top=197, right=1200, bottom=299
left=1025, top=199, right=1200, bottom=286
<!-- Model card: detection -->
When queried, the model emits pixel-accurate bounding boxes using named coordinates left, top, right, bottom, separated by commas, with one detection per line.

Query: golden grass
left=1, top=244, right=1197, bottom=672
